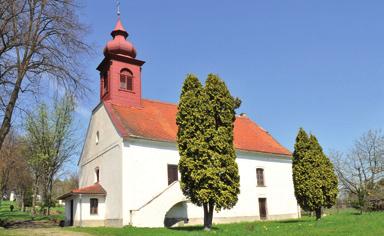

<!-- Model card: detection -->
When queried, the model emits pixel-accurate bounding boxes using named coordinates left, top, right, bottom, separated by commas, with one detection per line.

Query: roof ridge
left=142, top=98, right=178, bottom=107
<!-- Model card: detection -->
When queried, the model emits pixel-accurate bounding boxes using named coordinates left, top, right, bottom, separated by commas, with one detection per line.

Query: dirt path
left=0, top=227, right=92, bottom=236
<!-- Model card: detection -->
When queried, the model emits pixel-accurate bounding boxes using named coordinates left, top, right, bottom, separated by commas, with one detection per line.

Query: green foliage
left=292, top=128, right=338, bottom=215
left=177, top=74, right=240, bottom=211
left=25, top=94, right=77, bottom=213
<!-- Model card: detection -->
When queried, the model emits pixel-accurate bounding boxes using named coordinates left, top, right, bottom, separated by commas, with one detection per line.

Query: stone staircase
left=129, top=181, right=188, bottom=227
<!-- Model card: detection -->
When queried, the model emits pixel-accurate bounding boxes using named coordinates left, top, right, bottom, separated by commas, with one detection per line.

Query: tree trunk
left=0, top=73, right=24, bottom=151
left=203, top=202, right=214, bottom=230
left=315, top=207, right=322, bottom=220
left=32, top=177, right=39, bottom=216
left=21, top=193, right=25, bottom=212
left=203, top=203, right=209, bottom=230
left=208, top=202, right=214, bottom=228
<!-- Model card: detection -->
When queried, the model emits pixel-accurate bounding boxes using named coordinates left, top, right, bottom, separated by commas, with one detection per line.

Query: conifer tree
left=292, top=128, right=338, bottom=220
left=177, top=74, right=207, bottom=204
left=309, top=135, right=338, bottom=217
left=177, top=74, right=240, bottom=230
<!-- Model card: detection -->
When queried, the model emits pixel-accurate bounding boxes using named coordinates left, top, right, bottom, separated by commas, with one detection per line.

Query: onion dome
left=103, top=19, right=137, bottom=58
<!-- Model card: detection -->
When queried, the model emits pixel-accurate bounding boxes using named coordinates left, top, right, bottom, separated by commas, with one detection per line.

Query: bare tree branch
left=0, top=0, right=91, bottom=150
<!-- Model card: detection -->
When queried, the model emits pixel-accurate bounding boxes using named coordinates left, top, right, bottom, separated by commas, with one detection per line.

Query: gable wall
left=78, top=104, right=124, bottom=224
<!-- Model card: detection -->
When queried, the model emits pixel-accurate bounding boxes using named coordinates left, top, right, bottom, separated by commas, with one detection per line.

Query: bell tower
left=97, top=18, right=145, bottom=107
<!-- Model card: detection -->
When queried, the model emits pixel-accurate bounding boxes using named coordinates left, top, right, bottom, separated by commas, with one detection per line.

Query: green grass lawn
left=0, top=200, right=64, bottom=222
left=68, top=209, right=384, bottom=236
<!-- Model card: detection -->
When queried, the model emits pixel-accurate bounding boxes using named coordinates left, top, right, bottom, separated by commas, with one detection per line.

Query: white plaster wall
left=123, top=139, right=181, bottom=213
left=123, top=139, right=298, bottom=226
left=75, top=195, right=106, bottom=222
left=78, top=104, right=124, bottom=222
left=64, top=195, right=105, bottom=226
left=80, top=104, right=122, bottom=165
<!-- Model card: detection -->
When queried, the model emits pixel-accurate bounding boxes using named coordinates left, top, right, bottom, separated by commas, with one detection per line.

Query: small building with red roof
left=59, top=16, right=299, bottom=227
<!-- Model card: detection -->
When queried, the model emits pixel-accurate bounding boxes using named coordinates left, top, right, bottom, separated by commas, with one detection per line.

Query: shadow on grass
left=276, top=216, right=323, bottom=224
left=169, top=226, right=219, bottom=232
left=351, top=212, right=363, bottom=216
left=277, top=220, right=304, bottom=224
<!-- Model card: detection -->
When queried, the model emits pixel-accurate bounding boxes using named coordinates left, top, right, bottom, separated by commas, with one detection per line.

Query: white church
left=58, top=17, right=300, bottom=227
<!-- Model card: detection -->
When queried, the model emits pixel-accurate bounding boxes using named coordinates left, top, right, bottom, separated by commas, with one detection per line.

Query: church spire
left=97, top=15, right=145, bottom=107
left=104, top=17, right=136, bottom=58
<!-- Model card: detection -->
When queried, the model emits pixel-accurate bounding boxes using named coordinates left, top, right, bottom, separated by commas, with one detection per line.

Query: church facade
left=59, top=18, right=300, bottom=227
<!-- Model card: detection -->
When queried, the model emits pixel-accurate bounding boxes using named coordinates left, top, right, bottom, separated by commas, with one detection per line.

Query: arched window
left=120, top=69, right=133, bottom=91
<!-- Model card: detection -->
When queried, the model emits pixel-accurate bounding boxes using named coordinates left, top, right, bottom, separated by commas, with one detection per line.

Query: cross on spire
left=116, top=0, right=120, bottom=17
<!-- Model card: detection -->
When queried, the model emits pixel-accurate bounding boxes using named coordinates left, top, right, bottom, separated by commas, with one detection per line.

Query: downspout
left=80, top=194, right=83, bottom=227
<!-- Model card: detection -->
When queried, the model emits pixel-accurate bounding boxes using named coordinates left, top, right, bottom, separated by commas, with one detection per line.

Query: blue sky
left=76, top=0, right=384, bottom=154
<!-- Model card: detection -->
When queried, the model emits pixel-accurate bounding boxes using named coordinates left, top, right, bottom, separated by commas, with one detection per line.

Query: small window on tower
left=120, top=69, right=133, bottom=91
left=103, top=71, right=108, bottom=93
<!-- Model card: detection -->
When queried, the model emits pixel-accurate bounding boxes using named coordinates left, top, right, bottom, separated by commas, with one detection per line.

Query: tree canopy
left=292, top=128, right=338, bottom=220
left=177, top=74, right=240, bottom=230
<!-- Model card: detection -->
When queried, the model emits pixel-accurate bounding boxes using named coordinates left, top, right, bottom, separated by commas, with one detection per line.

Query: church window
left=96, top=131, right=99, bottom=145
left=167, top=164, right=178, bottom=185
left=120, top=69, right=133, bottom=91
left=90, top=198, right=98, bottom=215
left=256, top=168, right=265, bottom=186
left=95, top=167, right=100, bottom=183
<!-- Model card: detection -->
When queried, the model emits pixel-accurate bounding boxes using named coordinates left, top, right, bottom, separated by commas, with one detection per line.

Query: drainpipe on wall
left=129, top=210, right=133, bottom=226
left=80, top=194, right=83, bottom=227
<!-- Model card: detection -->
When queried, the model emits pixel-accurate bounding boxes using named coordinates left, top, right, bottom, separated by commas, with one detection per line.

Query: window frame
left=96, top=131, right=99, bottom=145
left=167, top=164, right=178, bottom=185
left=90, top=198, right=98, bottom=215
left=256, top=168, right=265, bottom=187
left=258, top=198, right=268, bottom=220
left=103, top=71, right=108, bottom=93
left=95, top=167, right=100, bottom=183
left=119, top=69, right=133, bottom=91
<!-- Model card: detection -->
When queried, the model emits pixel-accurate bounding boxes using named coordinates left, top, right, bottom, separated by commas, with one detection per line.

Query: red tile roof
left=57, top=183, right=106, bottom=200
left=104, top=99, right=291, bottom=157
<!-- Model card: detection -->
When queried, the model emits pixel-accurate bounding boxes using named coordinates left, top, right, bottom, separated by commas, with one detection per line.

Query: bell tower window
left=103, top=71, right=108, bottom=93
left=120, top=69, right=133, bottom=91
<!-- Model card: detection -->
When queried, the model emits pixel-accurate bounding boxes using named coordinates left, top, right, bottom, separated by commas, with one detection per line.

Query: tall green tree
left=292, top=128, right=338, bottom=220
left=25, top=94, right=78, bottom=215
left=177, top=74, right=240, bottom=230
left=309, top=135, right=338, bottom=214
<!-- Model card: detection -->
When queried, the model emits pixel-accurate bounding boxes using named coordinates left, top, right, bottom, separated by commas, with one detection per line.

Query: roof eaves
left=125, top=135, right=292, bottom=157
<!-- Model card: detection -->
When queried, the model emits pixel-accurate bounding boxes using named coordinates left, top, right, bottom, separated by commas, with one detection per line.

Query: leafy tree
left=25, top=94, right=78, bottom=215
left=292, top=128, right=338, bottom=220
left=0, top=0, right=90, bottom=151
left=332, top=130, right=384, bottom=213
left=177, top=74, right=240, bottom=230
